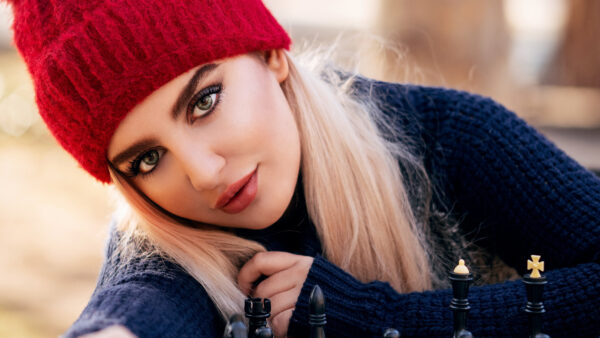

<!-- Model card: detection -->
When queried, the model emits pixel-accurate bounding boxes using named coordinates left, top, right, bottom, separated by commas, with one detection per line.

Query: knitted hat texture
left=7, top=0, right=291, bottom=182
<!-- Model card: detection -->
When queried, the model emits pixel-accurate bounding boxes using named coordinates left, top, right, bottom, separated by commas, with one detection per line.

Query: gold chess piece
left=453, top=259, right=470, bottom=275
left=527, top=255, right=544, bottom=278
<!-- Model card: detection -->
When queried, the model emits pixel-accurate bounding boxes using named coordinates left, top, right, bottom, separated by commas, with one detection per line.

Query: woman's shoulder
left=94, top=224, right=192, bottom=288
left=349, top=75, right=525, bottom=157
left=349, top=75, right=507, bottom=120
left=65, top=224, right=224, bottom=337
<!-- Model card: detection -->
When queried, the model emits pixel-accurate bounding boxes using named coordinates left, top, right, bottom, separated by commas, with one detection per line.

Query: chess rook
left=524, top=255, right=550, bottom=338
left=309, top=285, right=326, bottom=338
left=245, top=297, right=273, bottom=338
left=449, top=259, right=474, bottom=338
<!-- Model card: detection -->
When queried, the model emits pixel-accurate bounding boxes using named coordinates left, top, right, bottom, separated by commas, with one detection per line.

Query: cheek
left=140, top=161, right=200, bottom=213
left=256, top=89, right=301, bottom=179
left=223, top=83, right=296, bottom=154
left=252, top=90, right=299, bottom=163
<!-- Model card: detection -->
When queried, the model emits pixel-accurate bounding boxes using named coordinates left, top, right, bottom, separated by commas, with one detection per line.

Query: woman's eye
left=192, top=93, right=218, bottom=117
left=188, top=85, right=222, bottom=122
left=196, top=94, right=216, bottom=111
left=138, top=149, right=164, bottom=174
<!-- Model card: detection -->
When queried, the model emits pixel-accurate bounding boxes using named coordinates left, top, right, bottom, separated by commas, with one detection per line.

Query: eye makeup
left=126, top=147, right=165, bottom=177
left=186, top=84, right=223, bottom=123
left=120, top=82, right=224, bottom=178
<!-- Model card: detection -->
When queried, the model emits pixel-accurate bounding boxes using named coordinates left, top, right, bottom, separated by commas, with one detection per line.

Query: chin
left=252, top=208, right=287, bottom=229
left=249, top=198, right=291, bottom=229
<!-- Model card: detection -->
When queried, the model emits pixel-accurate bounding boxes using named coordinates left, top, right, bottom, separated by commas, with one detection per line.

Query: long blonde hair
left=109, top=52, right=433, bottom=320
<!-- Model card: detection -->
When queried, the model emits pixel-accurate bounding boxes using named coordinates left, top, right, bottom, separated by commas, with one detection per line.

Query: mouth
left=215, top=168, right=258, bottom=214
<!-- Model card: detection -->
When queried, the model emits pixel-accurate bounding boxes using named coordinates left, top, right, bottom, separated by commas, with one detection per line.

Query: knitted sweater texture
left=64, top=81, right=600, bottom=338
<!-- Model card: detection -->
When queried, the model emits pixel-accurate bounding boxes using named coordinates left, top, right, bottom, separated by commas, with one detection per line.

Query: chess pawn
left=309, top=285, right=326, bottom=338
left=449, top=259, right=474, bottom=338
left=523, top=255, right=550, bottom=338
left=245, top=297, right=273, bottom=338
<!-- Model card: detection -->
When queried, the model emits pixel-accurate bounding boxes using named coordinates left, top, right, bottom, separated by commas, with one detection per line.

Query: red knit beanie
left=6, top=0, right=291, bottom=183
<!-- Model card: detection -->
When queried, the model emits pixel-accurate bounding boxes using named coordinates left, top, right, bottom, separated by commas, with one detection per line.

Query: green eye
left=192, top=93, right=218, bottom=118
left=188, top=85, right=222, bottom=121
left=139, top=149, right=162, bottom=174
left=197, top=94, right=214, bottom=110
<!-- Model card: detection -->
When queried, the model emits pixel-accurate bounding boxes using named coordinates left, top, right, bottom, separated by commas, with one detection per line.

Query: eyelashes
left=186, top=84, right=222, bottom=124
left=127, top=147, right=164, bottom=177
left=125, top=83, right=223, bottom=178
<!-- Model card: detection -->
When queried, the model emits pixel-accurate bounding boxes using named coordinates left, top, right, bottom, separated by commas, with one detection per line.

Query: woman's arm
left=64, top=228, right=224, bottom=338
left=351, top=80, right=599, bottom=270
left=409, top=85, right=600, bottom=270
left=289, top=255, right=599, bottom=337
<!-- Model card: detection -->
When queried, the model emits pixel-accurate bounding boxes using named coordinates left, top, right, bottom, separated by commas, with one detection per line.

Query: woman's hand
left=238, top=252, right=314, bottom=338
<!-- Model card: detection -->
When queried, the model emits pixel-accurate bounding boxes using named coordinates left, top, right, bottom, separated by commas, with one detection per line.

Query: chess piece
left=245, top=297, right=273, bottom=338
left=449, top=259, right=474, bottom=338
left=223, top=313, right=248, bottom=338
left=254, top=327, right=274, bottom=338
left=523, top=255, right=550, bottom=338
left=309, top=285, right=326, bottom=338
left=382, top=328, right=401, bottom=337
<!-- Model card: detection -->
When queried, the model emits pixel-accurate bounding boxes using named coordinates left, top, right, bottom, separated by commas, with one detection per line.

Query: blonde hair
left=109, top=52, right=434, bottom=320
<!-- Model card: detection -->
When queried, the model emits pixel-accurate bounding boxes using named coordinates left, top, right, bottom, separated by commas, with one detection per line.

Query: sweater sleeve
left=288, top=83, right=600, bottom=337
left=63, top=228, right=224, bottom=338
left=289, top=256, right=599, bottom=337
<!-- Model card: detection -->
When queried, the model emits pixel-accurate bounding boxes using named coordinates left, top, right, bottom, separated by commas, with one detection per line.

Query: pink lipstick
left=215, top=168, right=258, bottom=214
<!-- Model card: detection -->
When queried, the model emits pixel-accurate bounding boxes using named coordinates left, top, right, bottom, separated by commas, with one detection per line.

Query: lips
left=215, top=168, right=258, bottom=214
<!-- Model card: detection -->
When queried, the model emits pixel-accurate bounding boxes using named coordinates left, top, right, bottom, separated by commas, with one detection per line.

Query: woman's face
left=107, top=51, right=301, bottom=229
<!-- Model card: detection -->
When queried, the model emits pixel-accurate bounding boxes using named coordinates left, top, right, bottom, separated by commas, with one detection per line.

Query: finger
left=270, top=308, right=293, bottom=338
left=253, top=268, right=298, bottom=299
left=266, top=288, right=299, bottom=319
left=238, top=252, right=298, bottom=294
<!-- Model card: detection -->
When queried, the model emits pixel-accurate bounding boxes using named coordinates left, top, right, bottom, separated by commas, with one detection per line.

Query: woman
left=6, top=0, right=599, bottom=337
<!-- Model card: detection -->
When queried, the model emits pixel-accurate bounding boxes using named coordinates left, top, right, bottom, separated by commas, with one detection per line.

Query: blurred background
left=0, top=0, right=598, bottom=336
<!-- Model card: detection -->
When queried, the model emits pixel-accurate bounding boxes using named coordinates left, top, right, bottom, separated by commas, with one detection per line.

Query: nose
left=175, top=144, right=226, bottom=192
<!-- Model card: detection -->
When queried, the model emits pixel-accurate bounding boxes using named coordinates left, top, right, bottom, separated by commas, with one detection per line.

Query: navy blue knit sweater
left=64, top=81, right=600, bottom=338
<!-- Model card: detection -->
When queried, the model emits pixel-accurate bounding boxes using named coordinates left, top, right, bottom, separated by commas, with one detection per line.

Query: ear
left=264, top=49, right=289, bottom=83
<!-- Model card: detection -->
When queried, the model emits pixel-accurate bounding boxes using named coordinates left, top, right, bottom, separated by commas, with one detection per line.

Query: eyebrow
left=109, top=63, right=220, bottom=168
left=172, top=63, right=220, bottom=119
left=109, top=138, right=159, bottom=167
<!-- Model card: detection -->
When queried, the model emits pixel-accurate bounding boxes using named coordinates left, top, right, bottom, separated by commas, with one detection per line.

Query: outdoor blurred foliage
left=0, top=1, right=598, bottom=337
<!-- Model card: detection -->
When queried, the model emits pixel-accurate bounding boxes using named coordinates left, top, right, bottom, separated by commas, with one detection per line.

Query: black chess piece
left=245, top=297, right=273, bottom=338
left=254, top=327, right=274, bottom=338
left=449, top=260, right=474, bottom=338
left=309, top=285, right=326, bottom=338
left=523, top=255, right=550, bottom=338
left=223, top=313, right=248, bottom=338
left=523, top=274, right=550, bottom=338
left=383, top=328, right=401, bottom=337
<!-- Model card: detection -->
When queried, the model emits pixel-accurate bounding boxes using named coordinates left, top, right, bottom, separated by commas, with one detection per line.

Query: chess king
left=4, top=0, right=600, bottom=336
left=524, top=255, right=550, bottom=338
